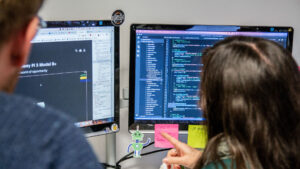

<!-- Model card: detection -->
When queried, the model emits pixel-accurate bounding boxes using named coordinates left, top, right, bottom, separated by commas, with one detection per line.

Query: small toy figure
left=128, top=128, right=151, bottom=158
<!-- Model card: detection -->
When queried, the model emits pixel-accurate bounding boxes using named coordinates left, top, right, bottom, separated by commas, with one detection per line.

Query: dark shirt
left=201, top=137, right=234, bottom=169
left=203, top=159, right=234, bottom=169
left=0, top=92, right=103, bottom=169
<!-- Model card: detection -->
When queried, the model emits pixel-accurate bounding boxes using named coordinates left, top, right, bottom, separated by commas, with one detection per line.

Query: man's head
left=0, top=0, right=44, bottom=93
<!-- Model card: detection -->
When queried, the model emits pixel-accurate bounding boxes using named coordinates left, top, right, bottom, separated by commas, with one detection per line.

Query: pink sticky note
left=155, top=124, right=179, bottom=148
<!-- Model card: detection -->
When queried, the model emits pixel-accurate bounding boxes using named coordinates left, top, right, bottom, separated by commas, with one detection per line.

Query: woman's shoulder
left=202, top=158, right=234, bottom=169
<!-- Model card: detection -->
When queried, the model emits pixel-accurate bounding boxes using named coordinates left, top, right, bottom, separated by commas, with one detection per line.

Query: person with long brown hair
left=162, top=36, right=299, bottom=169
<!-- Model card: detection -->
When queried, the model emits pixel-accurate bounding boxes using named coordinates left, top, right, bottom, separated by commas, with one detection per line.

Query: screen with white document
left=15, top=20, right=120, bottom=136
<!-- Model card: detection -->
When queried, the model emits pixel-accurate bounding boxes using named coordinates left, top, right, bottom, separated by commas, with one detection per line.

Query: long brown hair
left=195, top=36, right=299, bottom=169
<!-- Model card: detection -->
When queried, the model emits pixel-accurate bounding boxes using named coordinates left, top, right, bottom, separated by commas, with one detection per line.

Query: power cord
left=102, top=141, right=171, bottom=169
left=103, top=163, right=116, bottom=168
left=116, top=148, right=171, bottom=167
left=116, top=141, right=154, bottom=165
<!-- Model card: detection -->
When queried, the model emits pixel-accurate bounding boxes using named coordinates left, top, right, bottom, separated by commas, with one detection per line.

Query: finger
left=163, top=156, right=186, bottom=166
left=161, top=132, right=184, bottom=149
left=167, top=149, right=177, bottom=157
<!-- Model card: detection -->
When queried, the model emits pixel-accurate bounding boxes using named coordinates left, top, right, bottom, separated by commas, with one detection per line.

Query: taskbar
left=75, top=117, right=114, bottom=128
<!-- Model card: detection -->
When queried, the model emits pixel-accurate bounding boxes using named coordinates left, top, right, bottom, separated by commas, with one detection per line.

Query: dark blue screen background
left=134, top=28, right=289, bottom=123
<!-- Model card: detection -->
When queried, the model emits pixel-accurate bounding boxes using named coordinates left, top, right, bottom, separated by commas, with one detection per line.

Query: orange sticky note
left=155, top=124, right=179, bottom=148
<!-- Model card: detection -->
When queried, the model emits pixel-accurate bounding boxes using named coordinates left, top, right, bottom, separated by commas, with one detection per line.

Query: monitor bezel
left=44, top=20, right=120, bottom=137
left=129, top=23, right=294, bottom=132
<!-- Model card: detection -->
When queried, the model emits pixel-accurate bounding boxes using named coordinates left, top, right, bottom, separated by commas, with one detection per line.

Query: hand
left=162, top=132, right=202, bottom=169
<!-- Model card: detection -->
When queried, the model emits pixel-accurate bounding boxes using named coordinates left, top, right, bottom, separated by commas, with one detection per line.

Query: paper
left=187, top=125, right=207, bottom=149
left=155, top=124, right=179, bottom=148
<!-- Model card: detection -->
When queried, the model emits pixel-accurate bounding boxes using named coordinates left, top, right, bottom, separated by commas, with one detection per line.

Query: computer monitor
left=15, top=20, right=120, bottom=137
left=129, top=24, right=293, bottom=132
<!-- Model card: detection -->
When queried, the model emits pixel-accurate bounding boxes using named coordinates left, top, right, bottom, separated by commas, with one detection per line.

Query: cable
left=143, top=141, right=155, bottom=149
left=103, top=142, right=170, bottom=169
left=102, top=163, right=116, bottom=168
left=119, top=148, right=171, bottom=163
left=116, top=141, right=154, bottom=166
left=117, top=147, right=171, bottom=166
left=103, top=142, right=155, bottom=169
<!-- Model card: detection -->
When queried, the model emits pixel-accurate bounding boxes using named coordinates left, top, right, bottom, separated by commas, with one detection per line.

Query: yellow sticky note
left=187, top=125, right=207, bottom=149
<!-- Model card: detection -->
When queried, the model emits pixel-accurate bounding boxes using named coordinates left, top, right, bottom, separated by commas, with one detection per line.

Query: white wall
left=40, top=0, right=300, bottom=168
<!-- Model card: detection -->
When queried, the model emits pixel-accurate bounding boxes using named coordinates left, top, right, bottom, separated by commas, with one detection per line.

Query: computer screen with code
left=129, top=24, right=293, bottom=131
left=15, top=20, right=120, bottom=136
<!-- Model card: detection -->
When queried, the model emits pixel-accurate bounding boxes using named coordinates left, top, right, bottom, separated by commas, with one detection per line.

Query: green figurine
left=128, top=128, right=151, bottom=158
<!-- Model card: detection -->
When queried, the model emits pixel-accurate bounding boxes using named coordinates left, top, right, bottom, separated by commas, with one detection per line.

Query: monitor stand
left=106, top=133, right=116, bottom=168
